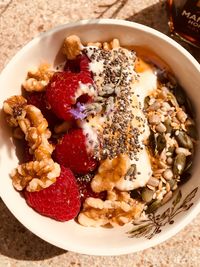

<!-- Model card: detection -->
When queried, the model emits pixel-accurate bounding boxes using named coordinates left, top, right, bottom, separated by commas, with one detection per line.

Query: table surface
left=0, top=1, right=199, bottom=266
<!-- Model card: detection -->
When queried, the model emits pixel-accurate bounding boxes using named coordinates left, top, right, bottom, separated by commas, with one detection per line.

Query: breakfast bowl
left=0, top=19, right=200, bottom=256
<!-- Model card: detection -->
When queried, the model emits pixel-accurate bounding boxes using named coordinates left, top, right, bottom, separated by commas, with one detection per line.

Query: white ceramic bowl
left=0, top=19, right=200, bottom=256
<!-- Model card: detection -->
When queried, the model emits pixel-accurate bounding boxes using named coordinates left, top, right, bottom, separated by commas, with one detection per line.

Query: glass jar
left=168, top=0, right=200, bottom=48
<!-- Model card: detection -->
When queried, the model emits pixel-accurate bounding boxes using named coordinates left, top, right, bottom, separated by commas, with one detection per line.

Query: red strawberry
left=46, top=71, right=93, bottom=121
left=24, top=166, right=81, bottom=222
left=54, top=128, right=98, bottom=175
left=64, top=54, right=90, bottom=73
left=26, top=91, right=60, bottom=128
left=77, top=175, right=106, bottom=203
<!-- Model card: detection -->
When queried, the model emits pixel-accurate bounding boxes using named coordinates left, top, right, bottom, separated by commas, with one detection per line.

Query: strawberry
left=46, top=71, right=93, bottom=121
left=26, top=91, right=60, bottom=129
left=64, top=54, right=90, bottom=73
left=77, top=175, right=106, bottom=204
left=24, top=166, right=81, bottom=222
left=54, top=128, right=98, bottom=175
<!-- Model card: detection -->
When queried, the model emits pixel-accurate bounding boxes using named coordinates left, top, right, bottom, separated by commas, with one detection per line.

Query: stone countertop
left=0, top=1, right=199, bottom=266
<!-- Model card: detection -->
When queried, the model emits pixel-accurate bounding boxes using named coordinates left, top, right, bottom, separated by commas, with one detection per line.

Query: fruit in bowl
left=0, top=19, right=200, bottom=255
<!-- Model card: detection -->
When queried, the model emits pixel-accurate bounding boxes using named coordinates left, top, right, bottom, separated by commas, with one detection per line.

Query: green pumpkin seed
left=164, top=118, right=172, bottom=133
left=168, top=179, right=177, bottom=190
left=175, top=131, right=193, bottom=150
left=168, top=92, right=179, bottom=107
left=156, top=134, right=166, bottom=154
left=149, top=131, right=156, bottom=154
left=141, top=188, right=154, bottom=203
left=173, top=153, right=186, bottom=177
left=146, top=200, right=161, bottom=214
left=184, top=155, right=193, bottom=172
left=186, top=124, right=198, bottom=140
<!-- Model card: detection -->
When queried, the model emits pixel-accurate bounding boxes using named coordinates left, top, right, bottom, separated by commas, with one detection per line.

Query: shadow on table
left=96, top=0, right=199, bottom=62
left=0, top=200, right=65, bottom=260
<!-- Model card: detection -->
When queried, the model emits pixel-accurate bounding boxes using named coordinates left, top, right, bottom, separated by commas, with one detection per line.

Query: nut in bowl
left=0, top=19, right=200, bottom=256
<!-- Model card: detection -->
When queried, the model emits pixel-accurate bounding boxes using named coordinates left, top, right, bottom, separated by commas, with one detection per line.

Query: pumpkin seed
left=156, top=134, right=166, bottom=154
left=141, top=188, right=154, bottom=203
left=168, top=179, right=177, bottom=190
left=146, top=200, right=161, bottom=214
left=173, top=153, right=186, bottom=177
left=149, top=131, right=156, bottom=154
left=164, top=118, right=172, bottom=133
left=184, top=155, right=193, bottom=172
left=168, top=92, right=179, bottom=107
left=175, top=131, right=193, bottom=150
left=186, top=124, right=198, bottom=140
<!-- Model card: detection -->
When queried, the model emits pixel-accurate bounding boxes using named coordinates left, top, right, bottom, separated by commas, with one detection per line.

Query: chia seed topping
left=83, top=46, right=146, bottom=161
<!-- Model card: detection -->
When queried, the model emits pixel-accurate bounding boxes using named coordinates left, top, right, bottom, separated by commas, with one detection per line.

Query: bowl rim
left=0, top=18, right=200, bottom=256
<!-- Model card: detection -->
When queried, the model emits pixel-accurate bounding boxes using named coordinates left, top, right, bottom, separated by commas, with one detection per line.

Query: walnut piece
left=91, top=154, right=130, bottom=193
left=78, top=190, right=144, bottom=227
left=12, top=159, right=60, bottom=191
left=23, top=64, right=54, bottom=92
left=3, top=95, right=60, bottom=191
left=62, top=35, right=83, bottom=60
left=3, top=95, right=27, bottom=127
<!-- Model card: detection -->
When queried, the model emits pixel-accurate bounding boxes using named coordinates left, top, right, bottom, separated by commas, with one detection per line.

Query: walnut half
left=3, top=95, right=60, bottom=192
left=78, top=190, right=144, bottom=227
